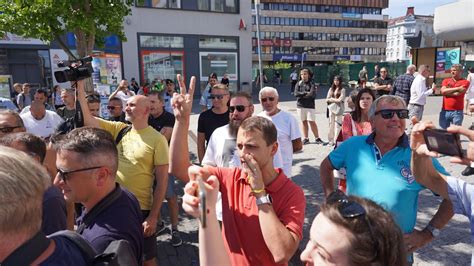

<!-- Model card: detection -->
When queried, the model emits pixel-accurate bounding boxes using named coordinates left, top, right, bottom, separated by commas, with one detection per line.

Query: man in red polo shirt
left=439, top=64, right=470, bottom=129
left=170, top=75, right=306, bottom=265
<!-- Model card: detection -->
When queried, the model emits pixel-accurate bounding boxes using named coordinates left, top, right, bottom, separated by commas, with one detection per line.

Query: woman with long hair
left=337, top=88, right=375, bottom=192
left=326, top=76, right=346, bottom=145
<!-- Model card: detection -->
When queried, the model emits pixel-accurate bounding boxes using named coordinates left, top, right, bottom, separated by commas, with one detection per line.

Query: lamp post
left=301, top=52, right=307, bottom=68
left=254, top=0, right=264, bottom=90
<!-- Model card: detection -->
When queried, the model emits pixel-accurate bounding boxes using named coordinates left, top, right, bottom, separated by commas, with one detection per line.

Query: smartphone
left=423, top=128, right=463, bottom=157
left=196, top=177, right=207, bottom=228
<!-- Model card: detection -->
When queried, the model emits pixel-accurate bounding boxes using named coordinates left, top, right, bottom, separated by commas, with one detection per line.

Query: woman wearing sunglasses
left=326, top=76, right=346, bottom=146
left=300, top=191, right=406, bottom=266
left=188, top=184, right=405, bottom=266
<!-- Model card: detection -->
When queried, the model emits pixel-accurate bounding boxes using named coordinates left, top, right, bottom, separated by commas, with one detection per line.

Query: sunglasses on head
left=0, top=126, right=21, bottom=133
left=327, top=190, right=378, bottom=256
left=209, top=94, right=227, bottom=100
left=261, top=97, right=275, bottom=103
left=375, top=109, right=408, bottom=119
left=229, top=105, right=247, bottom=113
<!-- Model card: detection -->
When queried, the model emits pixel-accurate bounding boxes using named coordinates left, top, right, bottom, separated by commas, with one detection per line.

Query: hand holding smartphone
left=423, top=128, right=463, bottom=157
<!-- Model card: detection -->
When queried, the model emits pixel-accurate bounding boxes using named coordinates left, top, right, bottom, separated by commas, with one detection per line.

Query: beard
left=228, top=119, right=241, bottom=138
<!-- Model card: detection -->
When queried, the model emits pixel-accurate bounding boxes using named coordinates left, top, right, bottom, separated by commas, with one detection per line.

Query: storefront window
left=198, top=0, right=237, bottom=13
left=140, top=35, right=184, bottom=48
left=140, top=50, right=184, bottom=83
left=199, top=37, right=238, bottom=49
left=137, top=0, right=181, bottom=8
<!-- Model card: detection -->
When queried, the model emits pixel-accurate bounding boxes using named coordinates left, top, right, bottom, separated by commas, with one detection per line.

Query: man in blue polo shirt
left=320, top=95, right=453, bottom=263
left=54, top=127, right=144, bottom=264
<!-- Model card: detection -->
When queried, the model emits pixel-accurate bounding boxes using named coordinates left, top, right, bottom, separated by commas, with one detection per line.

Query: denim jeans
left=439, top=109, right=463, bottom=129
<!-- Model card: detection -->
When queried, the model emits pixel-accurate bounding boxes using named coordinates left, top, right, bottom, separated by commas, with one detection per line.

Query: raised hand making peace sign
left=172, top=74, right=196, bottom=122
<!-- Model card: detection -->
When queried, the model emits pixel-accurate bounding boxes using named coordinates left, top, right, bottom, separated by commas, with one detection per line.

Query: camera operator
left=411, top=119, right=474, bottom=264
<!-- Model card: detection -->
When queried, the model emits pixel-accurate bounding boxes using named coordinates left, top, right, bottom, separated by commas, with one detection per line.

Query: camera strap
left=2, top=231, right=51, bottom=266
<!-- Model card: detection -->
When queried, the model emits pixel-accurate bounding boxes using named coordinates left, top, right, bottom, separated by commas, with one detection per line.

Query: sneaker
left=462, top=166, right=474, bottom=176
left=315, top=138, right=324, bottom=145
left=156, top=220, right=166, bottom=235
left=303, top=138, right=310, bottom=145
left=170, top=229, right=183, bottom=247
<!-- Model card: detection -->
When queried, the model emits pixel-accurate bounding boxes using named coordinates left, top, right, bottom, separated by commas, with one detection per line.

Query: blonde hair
left=0, top=146, right=50, bottom=235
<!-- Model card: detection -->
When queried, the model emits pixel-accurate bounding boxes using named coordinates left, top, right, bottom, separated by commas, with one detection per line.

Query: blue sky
left=383, top=0, right=457, bottom=18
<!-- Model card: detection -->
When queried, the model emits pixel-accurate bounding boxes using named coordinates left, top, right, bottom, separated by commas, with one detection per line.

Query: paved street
left=156, top=84, right=473, bottom=265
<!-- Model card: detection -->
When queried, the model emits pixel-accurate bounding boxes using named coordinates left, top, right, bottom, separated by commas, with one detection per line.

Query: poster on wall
left=140, top=50, right=184, bottom=83
left=199, top=52, right=238, bottom=81
left=436, top=47, right=461, bottom=79
left=91, top=53, right=121, bottom=86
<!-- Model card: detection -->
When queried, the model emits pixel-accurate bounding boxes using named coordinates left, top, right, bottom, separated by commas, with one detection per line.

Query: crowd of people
left=0, top=62, right=474, bottom=266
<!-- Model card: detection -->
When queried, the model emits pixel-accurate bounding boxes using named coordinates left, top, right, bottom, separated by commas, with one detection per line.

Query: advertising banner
left=436, top=47, right=461, bottom=78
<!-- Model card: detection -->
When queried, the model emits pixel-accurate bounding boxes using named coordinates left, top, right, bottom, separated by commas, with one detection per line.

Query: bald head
left=124, top=95, right=151, bottom=123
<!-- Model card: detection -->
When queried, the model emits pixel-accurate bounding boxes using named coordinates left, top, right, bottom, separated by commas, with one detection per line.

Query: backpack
left=49, top=230, right=138, bottom=266
left=49, top=185, right=138, bottom=266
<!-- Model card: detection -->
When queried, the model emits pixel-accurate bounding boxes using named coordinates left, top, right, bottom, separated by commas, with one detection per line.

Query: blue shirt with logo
left=329, top=132, right=447, bottom=234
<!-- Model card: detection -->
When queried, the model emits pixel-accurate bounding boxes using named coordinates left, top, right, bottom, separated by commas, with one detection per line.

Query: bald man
left=77, top=80, right=169, bottom=266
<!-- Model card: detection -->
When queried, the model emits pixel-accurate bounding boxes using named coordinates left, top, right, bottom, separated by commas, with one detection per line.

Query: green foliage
left=0, top=0, right=134, bottom=57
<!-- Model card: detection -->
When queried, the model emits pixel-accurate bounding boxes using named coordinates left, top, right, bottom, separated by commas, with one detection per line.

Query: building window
left=199, top=37, right=238, bottom=49
left=137, top=0, right=181, bottom=8
left=140, top=35, right=184, bottom=48
left=198, top=0, right=237, bottom=13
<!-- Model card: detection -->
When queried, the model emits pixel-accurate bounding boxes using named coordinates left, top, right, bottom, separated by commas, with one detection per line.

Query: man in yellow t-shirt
left=77, top=80, right=168, bottom=266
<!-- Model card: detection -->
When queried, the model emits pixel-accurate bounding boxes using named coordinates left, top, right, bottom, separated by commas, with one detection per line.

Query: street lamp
left=301, top=52, right=307, bottom=68
left=254, top=0, right=264, bottom=90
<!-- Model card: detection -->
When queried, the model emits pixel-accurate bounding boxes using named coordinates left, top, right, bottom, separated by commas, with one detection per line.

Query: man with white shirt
left=408, top=65, right=433, bottom=133
left=109, top=79, right=135, bottom=109
left=20, top=101, right=63, bottom=139
left=258, top=87, right=302, bottom=177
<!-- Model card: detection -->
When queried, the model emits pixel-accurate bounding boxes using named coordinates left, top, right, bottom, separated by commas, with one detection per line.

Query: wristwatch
left=425, top=224, right=440, bottom=237
left=256, top=194, right=272, bottom=206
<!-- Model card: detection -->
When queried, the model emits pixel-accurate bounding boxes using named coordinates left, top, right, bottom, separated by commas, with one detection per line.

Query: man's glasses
left=56, top=166, right=103, bottom=182
left=107, top=106, right=118, bottom=110
left=0, top=126, right=22, bottom=133
left=209, top=94, right=228, bottom=100
left=261, top=97, right=275, bottom=103
left=375, top=109, right=408, bottom=119
left=229, top=105, right=248, bottom=113
left=327, top=190, right=378, bottom=258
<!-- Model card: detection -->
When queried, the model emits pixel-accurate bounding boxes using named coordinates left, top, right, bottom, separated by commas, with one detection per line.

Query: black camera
left=54, top=56, right=93, bottom=83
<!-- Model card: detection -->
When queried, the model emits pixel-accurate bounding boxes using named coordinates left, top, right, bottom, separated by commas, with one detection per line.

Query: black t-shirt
left=56, top=107, right=76, bottom=120
left=198, top=109, right=230, bottom=142
left=109, top=112, right=128, bottom=123
left=148, top=110, right=175, bottom=132
left=373, top=76, right=393, bottom=97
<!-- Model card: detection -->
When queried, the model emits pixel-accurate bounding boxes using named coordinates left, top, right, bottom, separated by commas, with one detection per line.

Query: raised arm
left=76, top=80, right=100, bottom=128
left=169, top=75, right=196, bottom=182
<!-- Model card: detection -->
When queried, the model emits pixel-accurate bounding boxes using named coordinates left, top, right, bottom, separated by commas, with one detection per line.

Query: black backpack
left=49, top=230, right=138, bottom=266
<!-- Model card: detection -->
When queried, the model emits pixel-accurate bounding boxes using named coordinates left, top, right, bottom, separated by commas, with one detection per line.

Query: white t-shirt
left=202, top=123, right=284, bottom=220
left=116, top=90, right=135, bottom=109
left=258, top=110, right=301, bottom=177
left=467, top=73, right=474, bottom=101
left=21, top=110, right=64, bottom=138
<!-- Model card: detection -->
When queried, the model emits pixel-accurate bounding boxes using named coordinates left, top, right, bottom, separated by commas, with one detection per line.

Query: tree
left=0, top=0, right=134, bottom=91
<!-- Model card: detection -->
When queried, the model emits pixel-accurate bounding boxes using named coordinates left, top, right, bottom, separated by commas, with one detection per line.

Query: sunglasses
left=0, top=126, right=22, bottom=133
left=261, top=97, right=275, bottom=103
left=209, top=94, right=228, bottom=100
left=327, top=190, right=378, bottom=257
left=375, top=109, right=408, bottom=119
left=229, top=105, right=248, bottom=113
left=107, top=106, right=118, bottom=110
left=56, top=166, right=103, bottom=183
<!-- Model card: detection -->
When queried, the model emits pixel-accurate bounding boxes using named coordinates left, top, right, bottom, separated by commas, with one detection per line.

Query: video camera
left=54, top=56, right=93, bottom=83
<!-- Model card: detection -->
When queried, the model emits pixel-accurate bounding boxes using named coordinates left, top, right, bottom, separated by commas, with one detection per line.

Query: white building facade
left=386, top=7, right=443, bottom=62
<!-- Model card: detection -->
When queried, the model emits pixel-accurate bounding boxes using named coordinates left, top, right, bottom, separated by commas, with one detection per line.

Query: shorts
left=166, top=175, right=176, bottom=198
left=141, top=210, right=157, bottom=261
left=297, top=107, right=316, bottom=121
